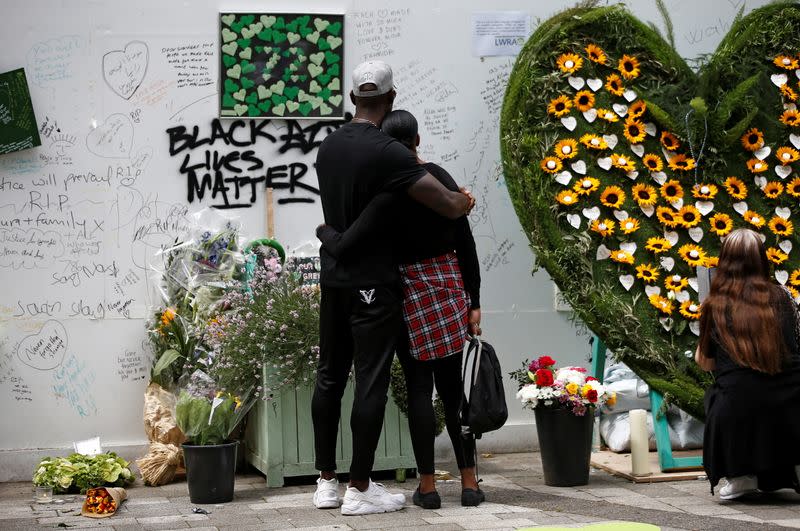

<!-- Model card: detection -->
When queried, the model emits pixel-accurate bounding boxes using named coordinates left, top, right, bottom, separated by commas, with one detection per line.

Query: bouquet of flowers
left=511, top=356, right=617, bottom=416
left=32, top=453, right=135, bottom=494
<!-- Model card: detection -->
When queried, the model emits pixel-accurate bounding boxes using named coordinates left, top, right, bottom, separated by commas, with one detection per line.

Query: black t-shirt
left=316, top=122, right=426, bottom=287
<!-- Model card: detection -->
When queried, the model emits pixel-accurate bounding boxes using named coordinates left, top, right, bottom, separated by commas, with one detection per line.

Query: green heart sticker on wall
left=327, top=78, right=341, bottom=92
left=222, top=93, right=237, bottom=107
left=224, top=78, right=239, bottom=93
left=317, top=38, right=330, bottom=51
left=319, top=102, right=333, bottom=116
left=273, top=103, right=286, bottom=116
left=241, top=61, right=256, bottom=74
left=221, top=14, right=235, bottom=27
left=328, top=94, right=343, bottom=107
left=299, top=26, right=313, bottom=38
left=269, top=80, right=285, bottom=95
left=273, top=31, right=287, bottom=44
left=273, top=16, right=286, bottom=30
left=237, top=38, right=251, bottom=48
left=248, top=104, right=261, bottom=117
left=258, top=28, right=273, bottom=41
left=314, top=18, right=330, bottom=32
left=324, top=51, right=340, bottom=65
left=227, top=64, right=241, bottom=79
left=258, top=85, right=272, bottom=100
left=287, top=100, right=300, bottom=113
left=318, top=88, right=332, bottom=101
left=310, top=52, right=324, bottom=66
left=326, top=36, right=342, bottom=50
left=306, top=31, right=320, bottom=44
left=308, top=64, right=324, bottom=78
left=260, top=15, right=276, bottom=28
left=284, top=86, right=300, bottom=100
left=309, top=80, right=322, bottom=93
left=271, top=94, right=287, bottom=106
left=258, top=100, right=272, bottom=113
left=241, top=77, right=255, bottom=89
left=299, top=102, right=313, bottom=116
left=234, top=103, right=248, bottom=116
left=222, top=55, right=237, bottom=68
left=241, top=26, right=256, bottom=39
left=328, top=64, right=340, bottom=76
left=317, top=73, right=331, bottom=85
left=222, top=28, right=237, bottom=43
left=327, top=21, right=342, bottom=36
left=221, top=42, right=238, bottom=56
left=233, top=89, right=246, bottom=102
left=245, top=92, right=258, bottom=104
left=239, top=47, right=252, bottom=60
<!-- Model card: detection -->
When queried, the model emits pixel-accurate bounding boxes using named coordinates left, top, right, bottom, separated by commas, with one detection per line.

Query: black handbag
left=460, top=336, right=508, bottom=439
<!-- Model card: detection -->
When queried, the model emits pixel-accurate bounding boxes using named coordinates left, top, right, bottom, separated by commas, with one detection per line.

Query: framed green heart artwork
left=501, top=2, right=800, bottom=420
left=218, top=13, right=344, bottom=119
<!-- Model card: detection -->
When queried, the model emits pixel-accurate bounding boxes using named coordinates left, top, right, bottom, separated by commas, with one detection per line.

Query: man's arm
left=406, top=173, right=473, bottom=219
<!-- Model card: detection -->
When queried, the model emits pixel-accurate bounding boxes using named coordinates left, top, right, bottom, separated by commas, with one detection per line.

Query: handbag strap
left=461, top=336, right=482, bottom=404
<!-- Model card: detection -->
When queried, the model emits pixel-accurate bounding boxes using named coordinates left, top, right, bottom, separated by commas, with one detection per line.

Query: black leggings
left=398, top=335, right=476, bottom=475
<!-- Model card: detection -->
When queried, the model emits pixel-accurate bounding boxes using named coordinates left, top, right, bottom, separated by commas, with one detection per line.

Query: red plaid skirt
left=399, top=253, right=469, bottom=361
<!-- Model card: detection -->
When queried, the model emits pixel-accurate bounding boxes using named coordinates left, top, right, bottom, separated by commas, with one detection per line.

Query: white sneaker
left=340, top=480, right=405, bottom=515
left=719, top=475, right=758, bottom=500
left=313, top=477, right=341, bottom=509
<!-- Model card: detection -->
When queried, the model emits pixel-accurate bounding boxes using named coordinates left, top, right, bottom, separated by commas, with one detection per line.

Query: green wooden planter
left=244, top=380, right=416, bottom=487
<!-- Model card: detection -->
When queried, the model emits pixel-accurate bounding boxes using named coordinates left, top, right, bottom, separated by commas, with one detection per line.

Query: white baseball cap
left=352, top=61, right=394, bottom=97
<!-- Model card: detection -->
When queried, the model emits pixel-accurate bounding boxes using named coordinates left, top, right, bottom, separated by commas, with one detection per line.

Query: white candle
left=629, top=409, right=650, bottom=476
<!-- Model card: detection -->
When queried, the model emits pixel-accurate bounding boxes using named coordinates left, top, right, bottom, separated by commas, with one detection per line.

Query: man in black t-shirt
left=311, top=61, right=473, bottom=516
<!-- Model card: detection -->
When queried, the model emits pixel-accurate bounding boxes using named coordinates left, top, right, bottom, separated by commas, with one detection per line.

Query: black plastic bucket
left=182, top=441, right=238, bottom=503
left=534, top=408, right=593, bottom=487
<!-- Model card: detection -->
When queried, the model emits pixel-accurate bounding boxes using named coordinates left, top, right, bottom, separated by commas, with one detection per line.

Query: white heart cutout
left=623, top=89, right=637, bottom=102
left=641, top=205, right=655, bottom=217
left=780, top=240, right=793, bottom=254
left=670, top=198, right=684, bottom=210
left=696, top=201, right=714, bottom=216
left=790, top=134, right=800, bottom=149
left=776, top=270, right=789, bottom=285
left=568, top=76, right=585, bottom=90
left=664, top=231, right=679, bottom=245
left=645, top=286, right=662, bottom=297
left=619, top=274, right=635, bottom=291
left=688, top=227, right=704, bottom=243
left=675, top=291, right=690, bottom=303
left=613, top=210, right=629, bottom=221
left=561, top=116, right=577, bottom=131
left=567, top=213, right=581, bottom=229
left=626, top=171, right=639, bottom=180
left=630, top=144, right=645, bottom=158
left=597, top=157, right=612, bottom=171
left=660, top=317, right=673, bottom=331
left=787, top=103, right=799, bottom=111
left=688, top=277, right=699, bottom=292
left=758, top=233, right=766, bottom=243
left=583, top=109, right=598, bottom=123
left=587, top=78, right=602, bottom=91
left=651, top=171, right=667, bottom=185
left=733, top=201, right=749, bottom=215
left=755, top=176, right=768, bottom=189
left=776, top=165, right=793, bottom=179
left=661, top=257, right=675, bottom=271
left=596, top=244, right=611, bottom=260
left=555, top=171, right=572, bottom=186
left=771, top=73, right=788, bottom=87
left=571, top=160, right=587, bottom=174
left=644, top=122, right=657, bottom=136
left=620, top=241, right=637, bottom=254
left=776, top=206, right=792, bottom=219
left=612, top=103, right=628, bottom=117
left=603, top=134, right=618, bottom=149
left=754, top=146, right=771, bottom=160
left=690, top=322, right=700, bottom=336
left=583, top=206, right=601, bottom=220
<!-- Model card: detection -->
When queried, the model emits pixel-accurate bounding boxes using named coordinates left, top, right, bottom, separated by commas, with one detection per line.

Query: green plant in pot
left=511, top=356, right=617, bottom=486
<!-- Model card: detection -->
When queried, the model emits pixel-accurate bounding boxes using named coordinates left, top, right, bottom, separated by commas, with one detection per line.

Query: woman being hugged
left=696, top=228, right=800, bottom=499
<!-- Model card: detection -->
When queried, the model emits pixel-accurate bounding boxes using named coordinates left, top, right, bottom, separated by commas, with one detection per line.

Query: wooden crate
left=244, top=380, right=416, bottom=487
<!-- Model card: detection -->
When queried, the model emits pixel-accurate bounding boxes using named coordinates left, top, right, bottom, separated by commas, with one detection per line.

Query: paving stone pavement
left=3, top=452, right=800, bottom=530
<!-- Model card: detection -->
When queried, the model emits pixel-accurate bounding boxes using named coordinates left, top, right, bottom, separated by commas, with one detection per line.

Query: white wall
left=0, top=0, right=765, bottom=480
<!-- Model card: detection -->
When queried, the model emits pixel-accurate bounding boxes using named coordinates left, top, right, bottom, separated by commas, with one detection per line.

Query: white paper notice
left=472, top=11, right=531, bottom=57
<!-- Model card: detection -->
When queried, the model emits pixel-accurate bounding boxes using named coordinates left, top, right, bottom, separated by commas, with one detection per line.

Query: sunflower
left=660, top=131, right=680, bottom=151
left=774, top=55, right=800, bottom=70
left=665, top=274, right=688, bottom=292
left=632, top=183, right=658, bottom=206
left=547, top=95, right=573, bottom=117
left=692, top=184, right=718, bottom=200
left=574, top=90, right=595, bottom=112
left=723, top=176, right=748, bottom=199
left=600, top=185, right=626, bottom=208
left=667, top=153, right=696, bottom=171
left=783, top=109, right=800, bottom=127
left=556, top=53, right=583, bottom=73
left=743, top=210, right=766, bottom=228
left=590, top=218, right=615, bottom=237
left=678, top=243, right=707, bottom=267
left=787, top=177, right=800, bottom=197
left=704, top=256, right=719, bottom=268
left=556, top=190, right=579, bottom=206
left=610, top=249, right=635, bottom=264
left=679, top=300, right=702, bottom=320
left=605, top=73, right=625, bottom=96
left=636, top=263, right=659, bottom=283
left=620, top=218, right=641, bottom=234
left=618, top=54, right=640, bottom=80
left=597, top=108, right=619, bottom=123
left=677, top=205, right=702, bottom=228
left=573, top=176, right=600, bottom=196
left=788, top=286, right=800, bottom=299
left=627, top=100, right=646, bottom=119
left=623, top=118, right=646, bottom=144
left=656, top=206, right=680, bottom=228
left=768, top=216, right=794, bottom=236
left=767, top=247, right=789, bottom=265
left=776, top=147, right=800, bottom=164
left=709, top=212, right=733, bottom=236
left=586, top=43, right=607, bottom=64
left=660, top=179, right=684, bottom=202
left=741, top=128, right=764, bottom=151
left=762, top=181, right=783, bottom=199
left=541, top=156, right=563, bottom=174
left=646, top=236, right=673, bottom=253
left=610, top=153, right=635, bottom=172
left=790, top=269, right=800, bottom=287
left=648, top=294, right=674, bottom=315
left=642, top=154, right=663, bottom=172
left=580, top=133, right=608, bottom=150
left=780, top=84, right=798, bottom=102
left=747, top=158, right=769, bottom=173
left=554, top=138, right=579, bottom=159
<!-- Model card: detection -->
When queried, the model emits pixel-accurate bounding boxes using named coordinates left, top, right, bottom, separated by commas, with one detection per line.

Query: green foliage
left=32, top=453, right=134, bottom=494
left=175, top=391, right=247, bottom=446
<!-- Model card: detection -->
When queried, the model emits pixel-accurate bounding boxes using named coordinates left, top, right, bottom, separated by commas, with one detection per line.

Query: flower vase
left=183, top=441, right=238, bottom=503
left=534, top=407, right=593, bottom=486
